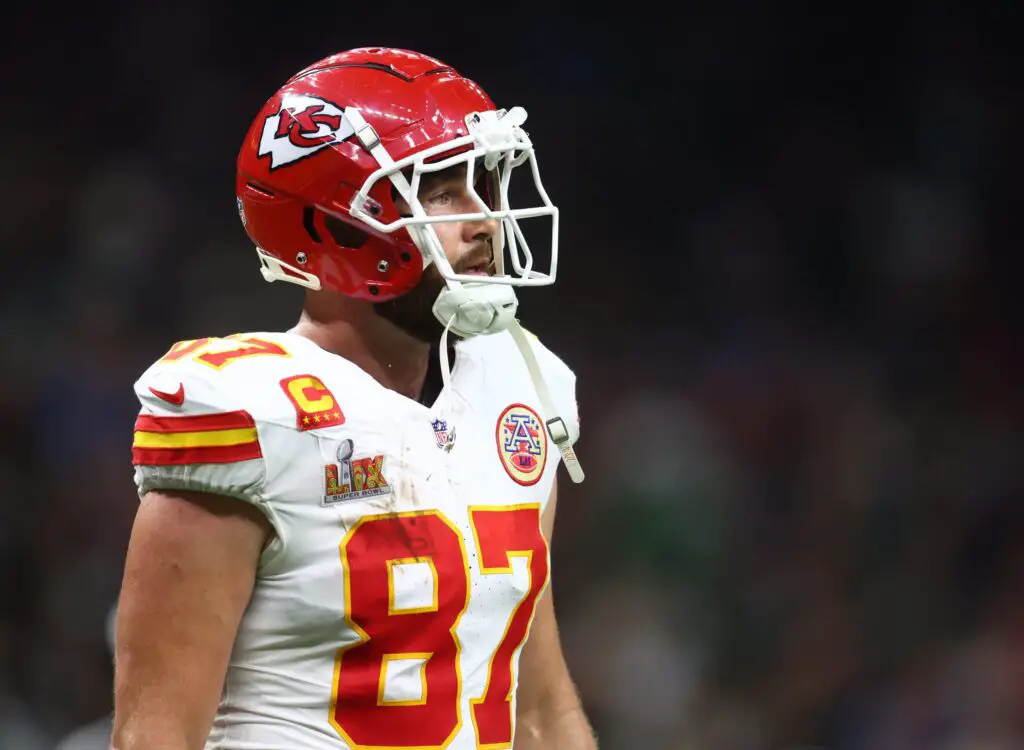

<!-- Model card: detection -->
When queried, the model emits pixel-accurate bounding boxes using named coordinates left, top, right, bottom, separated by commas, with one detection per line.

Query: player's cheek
left=435, top=224, right=464, bottom=265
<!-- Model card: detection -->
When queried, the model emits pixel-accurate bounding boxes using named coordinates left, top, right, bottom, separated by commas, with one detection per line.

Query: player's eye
left=425, top=189, right=454, bottom=207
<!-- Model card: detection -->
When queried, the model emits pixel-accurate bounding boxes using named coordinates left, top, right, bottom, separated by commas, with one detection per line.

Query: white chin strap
left=433, top=282, right=584, bottom=484
left=432, top=281, right=518, bottom=338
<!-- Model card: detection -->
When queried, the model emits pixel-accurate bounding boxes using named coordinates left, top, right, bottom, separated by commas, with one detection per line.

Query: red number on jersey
left=158, top=336, right=290, bottom=369
left=194, top=336, right=289, bottom=369
left=469, top=506, right=549, bottom=747
left=330, top=506, right=548, bottom=749
left=159, top=338, right=211, bottom=362
left=332, top=512, right=469, bottom=748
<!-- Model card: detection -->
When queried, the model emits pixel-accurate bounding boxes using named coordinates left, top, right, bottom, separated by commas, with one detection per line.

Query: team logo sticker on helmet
left=496, top=403, right=547, bottom=486
left=258, top=93, right=355, bottom=170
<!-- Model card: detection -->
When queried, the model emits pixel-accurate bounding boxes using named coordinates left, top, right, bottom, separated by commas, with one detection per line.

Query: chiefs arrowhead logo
left=258, top=94, right=355, bottom=170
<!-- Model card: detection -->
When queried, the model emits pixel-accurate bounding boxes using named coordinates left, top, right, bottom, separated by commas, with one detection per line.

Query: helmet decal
left=257, top=93, right=355, bottom=170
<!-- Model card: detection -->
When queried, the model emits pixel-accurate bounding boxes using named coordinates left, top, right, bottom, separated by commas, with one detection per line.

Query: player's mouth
left=458, top=252, right=494, bottom=276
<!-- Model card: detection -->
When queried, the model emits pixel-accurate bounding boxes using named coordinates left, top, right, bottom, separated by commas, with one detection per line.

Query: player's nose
left=462, top=214, right=500, bottom=244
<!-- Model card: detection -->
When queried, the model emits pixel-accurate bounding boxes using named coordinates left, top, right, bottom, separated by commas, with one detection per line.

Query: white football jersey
left=130, top=329, right=579, bottom=750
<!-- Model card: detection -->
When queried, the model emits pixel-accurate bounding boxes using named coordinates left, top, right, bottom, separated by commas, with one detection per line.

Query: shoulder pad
left=133, top=364, right=261, bottom=465
left=131, top=335, right=279, bottom=500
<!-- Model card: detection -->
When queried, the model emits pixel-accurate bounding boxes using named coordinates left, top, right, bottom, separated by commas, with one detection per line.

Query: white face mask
left=348, top=106, right=560, bottom=301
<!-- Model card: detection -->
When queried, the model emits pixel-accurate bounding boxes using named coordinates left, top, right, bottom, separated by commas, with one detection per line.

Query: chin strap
left=438, top=314, right=458, bottom=428
left=507, top=322, right=585, bottom=483
left=435, top=315, right=585, bottom=484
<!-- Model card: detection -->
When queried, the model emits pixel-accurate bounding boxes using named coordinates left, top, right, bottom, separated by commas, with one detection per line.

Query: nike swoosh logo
left=149, top=383, right=185, bottom=406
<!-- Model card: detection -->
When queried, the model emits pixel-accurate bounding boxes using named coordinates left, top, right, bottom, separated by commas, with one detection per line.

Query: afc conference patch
left=496, top=403, right=547, bottom=486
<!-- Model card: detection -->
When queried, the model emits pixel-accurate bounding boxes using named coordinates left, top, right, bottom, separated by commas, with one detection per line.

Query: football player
left=111, top=47, right=596, bottom=750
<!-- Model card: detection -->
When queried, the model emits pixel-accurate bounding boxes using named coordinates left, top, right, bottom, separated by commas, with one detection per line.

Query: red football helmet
left=235, top=47, right=559, bottom=306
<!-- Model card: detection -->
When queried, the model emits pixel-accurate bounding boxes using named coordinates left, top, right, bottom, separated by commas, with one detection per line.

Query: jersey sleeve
left=131, top=359, right=267, bottom=505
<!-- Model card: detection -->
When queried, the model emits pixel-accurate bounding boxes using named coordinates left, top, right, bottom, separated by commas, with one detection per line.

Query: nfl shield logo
left=431, top=418, right=455, bottom=452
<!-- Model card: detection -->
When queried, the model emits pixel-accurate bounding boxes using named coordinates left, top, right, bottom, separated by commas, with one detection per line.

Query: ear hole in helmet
left=302, top=207, right=322, bottom=242
left=323, top=211, right=369, bottom=249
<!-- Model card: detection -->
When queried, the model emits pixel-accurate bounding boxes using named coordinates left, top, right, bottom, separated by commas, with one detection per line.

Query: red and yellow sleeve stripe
left=132, top=410, right=262, bottom=466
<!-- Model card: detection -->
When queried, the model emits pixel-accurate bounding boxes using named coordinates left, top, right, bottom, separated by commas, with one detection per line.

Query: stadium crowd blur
left=1, top=5, right=1020, bottom=750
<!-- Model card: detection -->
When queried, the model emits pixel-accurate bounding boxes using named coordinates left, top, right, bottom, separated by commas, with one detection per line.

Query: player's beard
left=374, top=230, right=498, bottom=343
left=372, top=244, right=497, bottom=343
left=372, top=262, right=450, bottom=344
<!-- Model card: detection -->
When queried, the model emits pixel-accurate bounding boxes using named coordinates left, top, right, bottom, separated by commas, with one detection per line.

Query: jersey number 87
left=331, top=505, right=547, bottom=749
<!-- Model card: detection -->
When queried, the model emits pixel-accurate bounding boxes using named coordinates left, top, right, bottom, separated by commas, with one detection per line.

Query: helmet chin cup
left=432, top=282, right=519, bottom=338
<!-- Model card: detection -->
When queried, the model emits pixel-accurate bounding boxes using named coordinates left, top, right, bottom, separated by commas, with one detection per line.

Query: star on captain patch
left=431, top=418, right=456, bottom=452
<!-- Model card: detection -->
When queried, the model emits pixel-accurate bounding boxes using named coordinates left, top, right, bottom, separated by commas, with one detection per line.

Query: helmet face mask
left=236, top=49, right=560, bottom=310
left=350, top=106, right=559, bottom=290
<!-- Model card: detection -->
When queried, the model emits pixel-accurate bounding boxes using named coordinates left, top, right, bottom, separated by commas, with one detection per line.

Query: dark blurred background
left=1, top=4, right=1021, bottom=749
